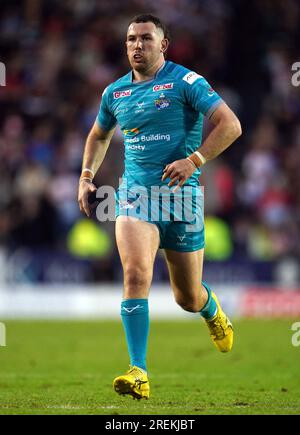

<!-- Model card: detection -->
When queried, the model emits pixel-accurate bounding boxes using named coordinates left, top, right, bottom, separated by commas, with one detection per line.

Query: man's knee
left=174, top=286, right=208, bottom=313
left=123, top=265, right=151, bottom=295
left=174, top=294, right=199, bottom=313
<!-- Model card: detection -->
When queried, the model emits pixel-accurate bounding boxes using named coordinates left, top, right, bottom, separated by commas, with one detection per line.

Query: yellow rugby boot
left=113, top=366, right=149, bottom=400
left=205, top=292, right=233, bottom=352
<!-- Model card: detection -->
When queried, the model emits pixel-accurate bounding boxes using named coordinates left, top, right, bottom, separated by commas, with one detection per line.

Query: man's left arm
left=196, top=102, right=242, bottom=161
left=162, top=102, right=242, bottom=189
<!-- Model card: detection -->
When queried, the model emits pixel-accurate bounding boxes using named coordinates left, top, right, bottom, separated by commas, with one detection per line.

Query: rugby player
left=78, top=14, right=242, bottom=400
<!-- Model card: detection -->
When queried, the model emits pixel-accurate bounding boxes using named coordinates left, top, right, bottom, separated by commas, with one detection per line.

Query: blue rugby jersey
left=97, top=60, right=223, bottom=190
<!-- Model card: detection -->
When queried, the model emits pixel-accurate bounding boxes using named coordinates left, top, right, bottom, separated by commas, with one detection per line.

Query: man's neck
left=132, top=57, right=165, bottom=82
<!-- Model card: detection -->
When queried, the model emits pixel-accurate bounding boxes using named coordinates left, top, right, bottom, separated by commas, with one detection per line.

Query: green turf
left=0, top=319, right=299, bottom=415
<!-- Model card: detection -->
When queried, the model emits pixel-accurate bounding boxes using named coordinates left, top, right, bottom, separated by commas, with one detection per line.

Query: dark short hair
left=128, top=14, right=170, bottom=41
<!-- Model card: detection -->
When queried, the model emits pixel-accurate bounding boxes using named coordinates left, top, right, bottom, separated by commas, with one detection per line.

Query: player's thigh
left=115, top=215, right=160, bottom=278
left=164, top=248, right=204, bottom=301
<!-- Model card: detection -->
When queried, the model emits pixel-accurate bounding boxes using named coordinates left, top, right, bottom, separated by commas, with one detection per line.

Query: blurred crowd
left=0, top=0, right=299, bottom=283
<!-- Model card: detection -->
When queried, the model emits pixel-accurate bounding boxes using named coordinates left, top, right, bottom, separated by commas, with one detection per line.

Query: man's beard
left=131, top=62, right=147, bottom=72
left=130, top=59, right=148, bottom=72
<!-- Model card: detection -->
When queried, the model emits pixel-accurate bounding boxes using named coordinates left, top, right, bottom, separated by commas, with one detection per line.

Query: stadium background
left=0, top=0, right=300, bottom=316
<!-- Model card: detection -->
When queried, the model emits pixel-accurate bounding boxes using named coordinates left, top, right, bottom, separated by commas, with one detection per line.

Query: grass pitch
left=0, top=319, right=299, bottom=415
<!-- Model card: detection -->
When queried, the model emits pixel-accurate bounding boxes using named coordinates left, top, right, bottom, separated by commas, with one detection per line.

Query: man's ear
left=161, top=38, right=169, bottom=53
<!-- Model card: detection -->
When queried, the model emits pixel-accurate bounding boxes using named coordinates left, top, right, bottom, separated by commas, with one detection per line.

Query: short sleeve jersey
left=97, top=60, right=223, bottom=189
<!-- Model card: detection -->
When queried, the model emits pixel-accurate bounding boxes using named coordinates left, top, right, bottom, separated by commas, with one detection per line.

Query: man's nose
left=134, top=38, right=143, bottom=49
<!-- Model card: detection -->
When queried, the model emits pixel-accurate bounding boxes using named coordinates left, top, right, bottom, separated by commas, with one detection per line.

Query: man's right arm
left=78, top=122, right=116, bottom=217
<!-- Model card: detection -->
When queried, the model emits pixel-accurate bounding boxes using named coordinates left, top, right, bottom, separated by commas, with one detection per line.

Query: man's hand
left=78, top=180, right=97, bottom=217
left=161, top=158, right=196, bottom=192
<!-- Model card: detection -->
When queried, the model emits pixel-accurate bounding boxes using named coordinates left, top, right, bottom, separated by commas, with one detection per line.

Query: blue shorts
left=115, top=185, right=205, bottom=252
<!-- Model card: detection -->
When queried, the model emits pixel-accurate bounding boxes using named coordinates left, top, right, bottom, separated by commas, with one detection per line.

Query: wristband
left=79, top=177, right=93, bottom=183
left=187, top=151, right=206, bottom=168
left=194, top=151, right=206, bottom=165
left=82, top=168, right=95, bottom=178
left=80, top=168, right=94, bottom=183
left=186, top=157, right=197, bottom=169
